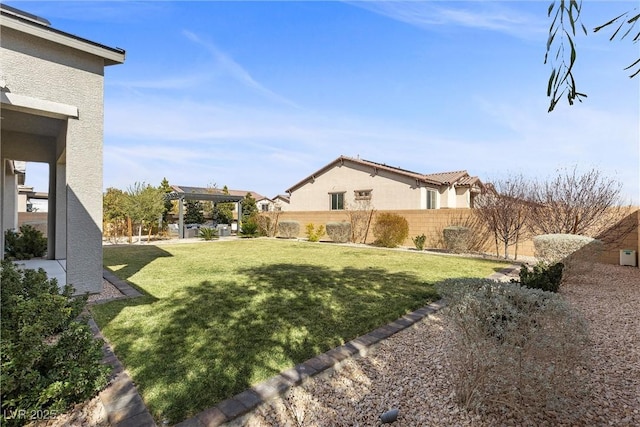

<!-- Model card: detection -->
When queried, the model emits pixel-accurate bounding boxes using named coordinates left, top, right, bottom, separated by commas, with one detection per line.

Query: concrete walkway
left=14, top=258, right=66, bottom=285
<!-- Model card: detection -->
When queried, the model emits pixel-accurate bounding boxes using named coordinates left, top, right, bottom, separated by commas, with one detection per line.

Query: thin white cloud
left=348, top=1, right=546, bottom=40
left=182, top=30, right=300, bottom=108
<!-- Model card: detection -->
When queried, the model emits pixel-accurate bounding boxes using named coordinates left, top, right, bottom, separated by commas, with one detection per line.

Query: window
left=330, top=192, right=345, bottom=210
left=261, top=204, right=269, bottom=212
left=426, top=189, right=437, bottom=209
left=354, top=189, right=372, bottom=201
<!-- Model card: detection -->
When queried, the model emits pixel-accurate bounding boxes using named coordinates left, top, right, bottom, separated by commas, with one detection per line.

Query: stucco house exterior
left=1, top=5, right=125, bottom=293
left=272, top=194, right=290, bottom=211
left=285, top=155, right=482, bottom=212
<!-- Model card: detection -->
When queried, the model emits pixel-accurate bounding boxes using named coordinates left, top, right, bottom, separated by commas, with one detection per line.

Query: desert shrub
left=326, top=222, right=351, bottom=243
left=240, top=219, right=259, bottom=237
left=443, top=226, right=470, bottom=253
left=435, top=278, right=590, bottom=422
left=199, top=227, right=219, bottom=241
left=534, top=234, right=603, bottom=276
left=1, top=260, right=109, bottom=426
left=412, top=234, right=426, bottom=251
left=278, top=220, right=300, bottom=239
left=305, top=223, right=325, bottom=242
left=4, top=225, right=47, bottom=260
left=514, top=262, right=564, bottom=293
left=255, top=215, right=274, bottom=237
left=372, top=213, right=409, bottom=248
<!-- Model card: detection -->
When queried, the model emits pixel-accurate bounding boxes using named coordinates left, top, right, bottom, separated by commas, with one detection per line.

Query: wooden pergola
left=165, top=188, right=244, bottom=238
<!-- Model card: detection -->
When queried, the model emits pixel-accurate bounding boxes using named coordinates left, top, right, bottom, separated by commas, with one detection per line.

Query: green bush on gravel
left=1, top=260, right=109, bottom=426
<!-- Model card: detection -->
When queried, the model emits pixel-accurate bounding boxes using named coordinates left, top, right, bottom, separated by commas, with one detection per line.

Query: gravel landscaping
left=29, top=262, right=639, bottom=426
left=234, top=263, right=640, bottom=427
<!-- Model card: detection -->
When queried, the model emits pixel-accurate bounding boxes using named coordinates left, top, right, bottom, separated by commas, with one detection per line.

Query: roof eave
left=1, top=11, right=126, bottom=65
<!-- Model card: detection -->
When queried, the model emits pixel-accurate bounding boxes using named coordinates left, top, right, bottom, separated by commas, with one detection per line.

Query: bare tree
left=474, top=175, right=531, bottom=260
left=528, top=167, right=634, bottom=247
left=256, top=201, right=283, bottom=237
left=345, top=199, right=375, bottom=244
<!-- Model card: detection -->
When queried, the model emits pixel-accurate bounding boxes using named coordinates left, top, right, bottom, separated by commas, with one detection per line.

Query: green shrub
left=199, top=227, right=219, bottom=241
left=435, top=278, right=589, bottom=422
left=412, top=234, right=426, bottom=251
left=0, top=260, right=109, bottom=426
left=4, top=225, right=48, bottom=260
left=325, top=222, right=351, bottom=243
left=443, top=226, right=470, bottom=253
left=277, top=221, right=300, bottom=239
left=305, top=223, right=325, bottom=242
left=372, top=213, right=409, bottom=248
left=240, top=219, right=259, bottom=237
left=513, top=262, right=564, bottom=293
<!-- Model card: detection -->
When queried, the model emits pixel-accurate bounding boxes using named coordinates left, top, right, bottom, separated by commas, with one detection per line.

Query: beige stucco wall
left=2, top=162, right=19, bottom=233
left=288, top=162, right=444, bottom=211
left=1, top=26, right=106, bottom=293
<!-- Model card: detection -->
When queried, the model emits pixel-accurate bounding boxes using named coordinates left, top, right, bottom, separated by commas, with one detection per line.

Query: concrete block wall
left=17, top=211, right=48, bottom=235
left=276, top=208, right=639, bottom=266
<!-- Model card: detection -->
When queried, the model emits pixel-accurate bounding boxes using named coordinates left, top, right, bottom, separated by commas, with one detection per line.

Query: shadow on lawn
left=98, top=263, right=437, bottom=424
left=103, top=245, right=173, bottom=288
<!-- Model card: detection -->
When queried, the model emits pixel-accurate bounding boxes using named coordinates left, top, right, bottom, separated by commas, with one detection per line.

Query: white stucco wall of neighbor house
left=0, top=13, right=124, bottom=294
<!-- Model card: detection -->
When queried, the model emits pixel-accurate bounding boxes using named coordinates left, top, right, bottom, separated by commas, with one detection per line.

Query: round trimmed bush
left=277, top=220, right=300, bottom=239
left=326, top=222, right=351, bottom=243
left=372, top=213, right=409, bottom=248
left=443, top=226, right=470, bottom=253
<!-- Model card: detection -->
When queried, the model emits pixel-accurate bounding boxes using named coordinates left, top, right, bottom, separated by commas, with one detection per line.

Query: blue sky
left=14, top=0, right=640, bottom=203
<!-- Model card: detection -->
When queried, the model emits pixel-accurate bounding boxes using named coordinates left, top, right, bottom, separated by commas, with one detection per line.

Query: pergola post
left=178, top=195, right=184, bottom=239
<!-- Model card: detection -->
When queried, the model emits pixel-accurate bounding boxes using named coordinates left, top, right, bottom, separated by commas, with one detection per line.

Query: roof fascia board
left=1, top=91, right=78, bottom=119
left=1, top=14, right=125, bottom=65
left=286, top=156, right=344, bottom=193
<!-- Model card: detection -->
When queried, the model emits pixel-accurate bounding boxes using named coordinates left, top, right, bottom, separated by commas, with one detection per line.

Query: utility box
left=217, top=224, right=230, bottom=237
left=619, top=250, right=637, bottom=267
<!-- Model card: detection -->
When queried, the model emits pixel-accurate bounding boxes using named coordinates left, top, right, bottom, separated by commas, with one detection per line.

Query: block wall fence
left=276, top=208, right=639, bottom=266
left=17, top=212, right=48, bottom=235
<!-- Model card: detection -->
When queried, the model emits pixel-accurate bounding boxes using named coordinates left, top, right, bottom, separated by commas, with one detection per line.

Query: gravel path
left=236, top=263, right=640, bottom=426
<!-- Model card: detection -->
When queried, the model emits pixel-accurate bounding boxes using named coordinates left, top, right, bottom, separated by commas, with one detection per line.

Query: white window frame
left=426, top=189, right=437, bottom=209
left=330, top=192, right=345, bottom=210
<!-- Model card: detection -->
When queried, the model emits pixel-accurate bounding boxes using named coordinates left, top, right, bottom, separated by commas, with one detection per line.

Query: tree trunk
left=138, top=224, right=142, bottom=244
left=504, top=240, right=509, bottom=260
left=127, top=217, right=133, bottom=244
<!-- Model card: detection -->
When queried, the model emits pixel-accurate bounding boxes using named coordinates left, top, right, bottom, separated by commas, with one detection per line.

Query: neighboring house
left=272, top=194, right=290, bottom=211
left=256, top=196, right=274, bottom=212
left=285, top=155, right=482, bottom=211
left=0, top=4, right=125, bottom=293
left=18, top=185, right=49, bottom=212
left=254, top=195, right=290, bottom=212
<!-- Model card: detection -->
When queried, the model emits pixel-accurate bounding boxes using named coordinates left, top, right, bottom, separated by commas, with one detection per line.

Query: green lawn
left=92, top=239, right=507, bottom=423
